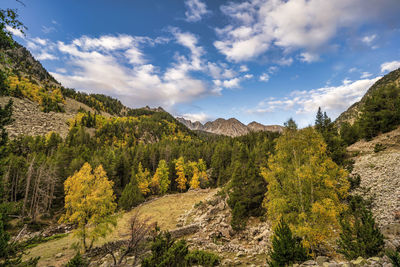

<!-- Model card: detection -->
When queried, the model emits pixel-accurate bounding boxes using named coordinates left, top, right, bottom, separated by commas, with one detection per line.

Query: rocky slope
left=348, top=126, right=400, bottom=249
left=177, top=117, right=283, bottom=137
left=336, top=68, right=400, bottom=125
left=0, top=96, right=111, bottom=139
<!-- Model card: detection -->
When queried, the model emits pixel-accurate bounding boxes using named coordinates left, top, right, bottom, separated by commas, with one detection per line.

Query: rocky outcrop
left=177, top=117, right=283, bottom=137
left=176, top=192, right=271, bottom=265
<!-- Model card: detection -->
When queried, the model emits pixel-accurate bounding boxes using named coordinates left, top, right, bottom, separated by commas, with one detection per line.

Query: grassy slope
left=25, top=189, right=217, bottom=267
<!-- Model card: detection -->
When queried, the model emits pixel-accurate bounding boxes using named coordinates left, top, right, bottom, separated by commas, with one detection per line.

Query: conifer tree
left=338, top=196, right=384, bottom=260
left=268, top=218, right=309, bottom=267
left=119, top=174, right=144, bottom=211
left=60, top=163, right=117, bottom=252
left=175, top=156, right=187, bottom=192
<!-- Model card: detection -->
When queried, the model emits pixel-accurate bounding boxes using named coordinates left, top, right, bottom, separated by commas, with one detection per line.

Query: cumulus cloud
left=247, top=77, right=380, bottom=121
left=184, top=0, right=210, bottom=22
left=299, top=52, right=319, bottom=63
left=181, top=112, right=210, bottom=123
left=259, top=73, right=270, bottom=82
left=360, top=72, right=372, bottom=78
left=45, top=33, right=216, bottom=108
left=215, top=0, right=400, bottom=62
left=381, top=60, right=400, bottom=73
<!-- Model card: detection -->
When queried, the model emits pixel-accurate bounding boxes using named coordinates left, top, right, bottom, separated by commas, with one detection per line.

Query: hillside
left=336, top=68, right=400, bottom=125
left=177, top=117, right=283, bottom=137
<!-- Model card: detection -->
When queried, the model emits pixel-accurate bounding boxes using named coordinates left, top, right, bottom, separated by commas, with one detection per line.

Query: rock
left=55, top=253, right=63, bottom=258
left=302, top=260, right=318, bottom=266
left=317, top=256, right=329, bottom=266
left=351, top=257, right=366, bottom=266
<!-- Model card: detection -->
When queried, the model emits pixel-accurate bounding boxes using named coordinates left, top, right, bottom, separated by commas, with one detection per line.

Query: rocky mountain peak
left=177, top=117, right=283, bottom=137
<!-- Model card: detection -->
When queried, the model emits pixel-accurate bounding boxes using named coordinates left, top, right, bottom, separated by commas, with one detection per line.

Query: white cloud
left=215, top=0, right=400, bottom=62
left=46, top=33, right=215, bottom=108
left=259, top=73, right=270, bottom=82
left=381, top=60, right=400, bottom=73
left=184, top=0, right=210, bottom=22
left=248, top=77, right=381, bottom=122
left=299, top=52, right=319, bottom=63
left=360, top=72, right=372, bottom=78
left=5, top=25, right=24, bottom=38
left=42, top=25, right=56, bottom=34
left=239, top=65, right=249, bottom=72
left=362, top=34, right=377, bottom=46
left=181, top=112, right=210, bottom=123
left=35, top=52, right=57, bottom=61
left=222, top=77, right=241, bottom=88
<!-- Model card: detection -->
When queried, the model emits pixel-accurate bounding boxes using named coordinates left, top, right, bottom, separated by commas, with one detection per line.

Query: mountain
left=336, top=68, right=400, bottom=125
left=177, top=117, right=283, bottom=137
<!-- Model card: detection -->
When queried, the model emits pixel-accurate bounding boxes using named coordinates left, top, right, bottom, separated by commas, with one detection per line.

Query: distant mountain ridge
left=177, top=117, right=284, bottom=137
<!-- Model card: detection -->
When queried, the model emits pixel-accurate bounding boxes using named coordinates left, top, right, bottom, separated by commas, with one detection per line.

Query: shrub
left=65, top=252, right=89, bottom=267
left=185, top=250, right=220, bottom=266
left=374, top=143, right=385, bottom=153
left=142, top=230, right=220, bottom=267
left=267, top=219, right=309, bottom=267
left=337, top=196, right=385, bottom=260
left=386, top=249, right=400, bottom=267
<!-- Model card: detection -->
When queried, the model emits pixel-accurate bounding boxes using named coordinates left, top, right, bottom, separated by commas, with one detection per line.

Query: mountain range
left=176, top=117, right=284, bottom=137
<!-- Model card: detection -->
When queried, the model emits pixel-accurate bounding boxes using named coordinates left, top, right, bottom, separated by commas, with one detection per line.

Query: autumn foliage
left=262, top=127, right=350, bottom=254
left=60, top=162, right=117, bottom=252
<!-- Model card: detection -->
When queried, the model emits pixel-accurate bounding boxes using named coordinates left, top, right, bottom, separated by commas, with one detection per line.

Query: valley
left=1, top=2, right=400, bottom=267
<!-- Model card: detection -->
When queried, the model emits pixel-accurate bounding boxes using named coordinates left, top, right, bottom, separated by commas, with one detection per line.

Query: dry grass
left=24, top=189, right=216, bottom=267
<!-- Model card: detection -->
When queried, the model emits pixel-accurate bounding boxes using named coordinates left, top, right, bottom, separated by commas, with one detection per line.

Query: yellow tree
left=197, top=158, right=209, bottom=187
left=261, top=127, right=349, bottom=255
left=151, top=160, right=170, bottom=195
left=136, top=163, right=151, bottom=196
left=188, top=161, right=200, bottom=189
left=60, top=163, right=117, bottom=252
left=175, top=156, right=187, bottom=192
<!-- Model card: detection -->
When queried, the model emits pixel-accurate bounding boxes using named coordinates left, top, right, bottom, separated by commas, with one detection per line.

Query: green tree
left=338, top=196, right=384, bottom=260
left=119, top=174, right=144, bottom=211
left=315, top=108, right=346, bottom=165
left=262, top=126, right=350, bottom=254
left=60, top=163, right=117, bottom=252
left=358, top=84, right=400, bottom=140
left=268, top=218, right=309, bottom=267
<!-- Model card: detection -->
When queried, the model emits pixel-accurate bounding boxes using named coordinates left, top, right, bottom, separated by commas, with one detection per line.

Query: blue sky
left=2, top=0, right=400, bottom=126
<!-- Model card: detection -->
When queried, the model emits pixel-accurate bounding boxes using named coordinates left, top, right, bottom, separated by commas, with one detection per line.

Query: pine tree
left=268, top=218, right=309, bottom=267
left=338, top=196, right=384, bottom=260
left=119, top=174, right=144, bottom=211
left=60, top=163, right=117, bottom=252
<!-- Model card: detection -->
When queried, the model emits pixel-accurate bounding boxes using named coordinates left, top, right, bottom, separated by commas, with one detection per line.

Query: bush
left=374, top=143, right=385, bottom=153
left=185, top=250, right=220, bottom=266
left=65, top=252, right=89, bottom=267
left=142, top=230, right=220, bottom=267
left=386, top=249, right=400, bottom=267
left=267, top=219, right=309, bottom=267
left=337, top=196, right=385, bottom=260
